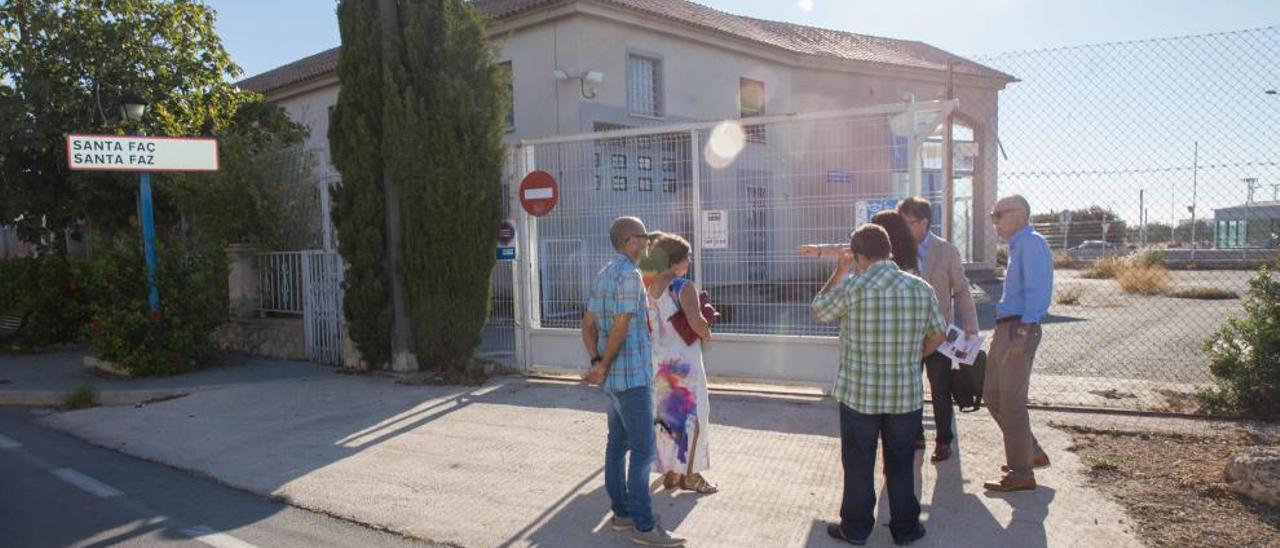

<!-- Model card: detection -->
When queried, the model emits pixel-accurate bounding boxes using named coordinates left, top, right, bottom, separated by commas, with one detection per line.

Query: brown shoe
left=930, top=445, right=952, bottom=463
left=1001, top=451, right=1050, bottom=472
left=983, top=474, right=1037, bottom=492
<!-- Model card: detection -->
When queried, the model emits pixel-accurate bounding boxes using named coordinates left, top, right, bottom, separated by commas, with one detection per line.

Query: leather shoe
left=983, top=473, right=1037, bottom=492
left=1001, top=451, right=1050, bottom=472
left=930, top=444, right=951, bottom=463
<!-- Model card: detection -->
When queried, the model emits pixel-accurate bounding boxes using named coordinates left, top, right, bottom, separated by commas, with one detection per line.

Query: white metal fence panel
left=257, top=252, right=304, bottom=315
left=301, top=250, right=345, bottom=365
left=511, top=101, right=957, bottom=385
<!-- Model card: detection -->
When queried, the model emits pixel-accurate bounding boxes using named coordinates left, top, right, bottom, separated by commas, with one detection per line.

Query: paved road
left=0, top=407, right=433, bottom=548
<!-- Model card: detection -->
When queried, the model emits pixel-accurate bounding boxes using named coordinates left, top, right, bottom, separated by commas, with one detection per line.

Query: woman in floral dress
left=643, top=232, right=717, bottom=494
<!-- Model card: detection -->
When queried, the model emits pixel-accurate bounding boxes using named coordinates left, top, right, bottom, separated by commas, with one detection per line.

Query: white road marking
left=0, top=433, right=21, bottom=448
left=181, top=525, right=261, bottom=548
left=51, top=468, right=124, bottom=498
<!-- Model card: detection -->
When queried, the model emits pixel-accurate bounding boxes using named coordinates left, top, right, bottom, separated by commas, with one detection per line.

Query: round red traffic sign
left=497, top=219, right=516, bottom=245
left=519, top=170, right=559, bottom=217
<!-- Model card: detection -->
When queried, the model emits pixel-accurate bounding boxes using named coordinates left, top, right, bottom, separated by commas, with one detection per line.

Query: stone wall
left=214, top=318, right=306, bottom=362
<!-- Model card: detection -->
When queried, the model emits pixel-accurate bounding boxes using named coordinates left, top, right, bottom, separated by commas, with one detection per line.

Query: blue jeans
left=605, top=386, right=656, bottom=532
left=838, top=404, right=924, bottom=542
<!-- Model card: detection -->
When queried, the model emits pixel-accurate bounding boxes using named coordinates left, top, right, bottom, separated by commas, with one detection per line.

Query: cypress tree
left=328, top=0, right=393, bottom=368
left=386, top=0, right=506, bottom=373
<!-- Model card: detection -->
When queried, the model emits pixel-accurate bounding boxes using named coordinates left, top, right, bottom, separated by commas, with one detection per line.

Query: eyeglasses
left=989, top=208, right=1020, bottom=220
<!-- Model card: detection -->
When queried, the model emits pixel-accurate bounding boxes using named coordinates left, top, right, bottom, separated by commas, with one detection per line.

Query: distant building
left=1213, top=200, right=1280, bottom=249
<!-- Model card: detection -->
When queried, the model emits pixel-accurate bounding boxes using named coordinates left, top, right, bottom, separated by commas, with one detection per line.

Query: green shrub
left=1056, top=286, right=1084, bottom=305
left=1197, top=261, right=1280, bottom=417
left=1132, top=248, right=1168, bottom=268
left=85, top=243, right=227, bottom=376
left=0, top=255, right=92, bottom=348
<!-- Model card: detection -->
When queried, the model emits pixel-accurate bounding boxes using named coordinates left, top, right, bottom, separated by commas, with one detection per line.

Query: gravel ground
left=1062, top=424, right=1280, bottom=547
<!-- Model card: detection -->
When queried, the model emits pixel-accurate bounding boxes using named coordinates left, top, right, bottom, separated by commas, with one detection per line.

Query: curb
left=0, top=388, right=194, bottom=407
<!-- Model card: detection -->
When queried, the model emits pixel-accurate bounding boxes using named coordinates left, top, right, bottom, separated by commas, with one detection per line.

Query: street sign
left=519, top=170, right=559, bottom=217
left=66, top=134, right=219, bottom=172
left=855, top=198, right=899, bottom=227
left=701, top=210, right=728, bottom=249
left=496, top=219, right=517, bottom=261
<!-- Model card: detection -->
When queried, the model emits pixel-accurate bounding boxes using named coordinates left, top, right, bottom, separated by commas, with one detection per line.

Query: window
left=638, top=177, right=653, bottom=192
left=628, top=54, right=663, bottom=117
left=638, top=156, right=652, bottom=171
left=662, top=178, right=677, bottom=193
left=740, top=77, right=765, bottom=143
left=612, top=176, right=628, bottom=191
left=740, top=78, right=765, bottom=117
left=499, top=61, right=514, bottom=129
left=611, top=154, right=627, bottom=169
left=594, top=175, right=601, bottom=191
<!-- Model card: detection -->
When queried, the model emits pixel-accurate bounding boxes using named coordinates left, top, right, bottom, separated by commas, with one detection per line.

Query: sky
left=205, top=0, right=1280, bottom=226
left=208, top=0, right=1280, bottom=80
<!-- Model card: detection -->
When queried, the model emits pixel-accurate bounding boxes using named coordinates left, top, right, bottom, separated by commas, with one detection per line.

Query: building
left=239, top=0, right=1014, bottom=272
left=1214, top=200, right=1280, bottom=249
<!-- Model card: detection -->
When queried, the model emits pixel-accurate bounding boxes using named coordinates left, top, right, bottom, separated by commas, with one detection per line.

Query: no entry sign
left=519, top=170, right=559, bottom=217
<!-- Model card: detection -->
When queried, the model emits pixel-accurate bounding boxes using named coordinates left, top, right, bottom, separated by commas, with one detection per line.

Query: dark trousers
left=839, top=404, right=924, bottom=542
left=920, top=351, right=955, bottom=444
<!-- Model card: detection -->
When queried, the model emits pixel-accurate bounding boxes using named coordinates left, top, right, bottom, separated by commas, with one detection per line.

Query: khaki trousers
left=985, top=321, right=1043, bottom=477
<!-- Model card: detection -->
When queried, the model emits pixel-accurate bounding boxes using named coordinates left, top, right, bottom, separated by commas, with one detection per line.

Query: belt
left=996, top=316, right=1023, bottom=325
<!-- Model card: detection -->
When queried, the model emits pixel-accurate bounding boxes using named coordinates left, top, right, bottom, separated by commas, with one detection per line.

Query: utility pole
left=1139, top=189, right=1146, bottom=247
left=1190, top=141, right=1198, bottom=254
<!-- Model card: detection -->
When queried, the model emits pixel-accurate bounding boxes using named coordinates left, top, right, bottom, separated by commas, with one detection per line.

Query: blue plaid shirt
left=587, top=254, right=652, bottom=393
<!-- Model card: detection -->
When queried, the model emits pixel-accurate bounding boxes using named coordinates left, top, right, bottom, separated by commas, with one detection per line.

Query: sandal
left=662, top=472, right=682, bottom=491
left=681, top=474, right=719, bottom=494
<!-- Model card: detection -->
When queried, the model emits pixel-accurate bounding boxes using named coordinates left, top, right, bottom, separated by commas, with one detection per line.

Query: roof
left=238, top=0, right=1015, bottom=94
left=1214, top=200, right=1280, bottom=220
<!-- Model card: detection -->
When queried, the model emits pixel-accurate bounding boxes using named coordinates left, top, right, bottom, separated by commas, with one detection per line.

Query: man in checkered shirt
left=811, top=224, right=947, bottom=546
left=581, top=216, right=684, bottom=546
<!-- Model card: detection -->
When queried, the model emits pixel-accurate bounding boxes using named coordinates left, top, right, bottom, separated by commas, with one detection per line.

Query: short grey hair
left=609, top=216, right=647, bottom=251
left=1002, top=194, right=1032, bottom=219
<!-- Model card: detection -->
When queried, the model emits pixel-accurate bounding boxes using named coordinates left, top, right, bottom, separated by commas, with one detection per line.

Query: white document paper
left=937, top=324, right=984, bottom=365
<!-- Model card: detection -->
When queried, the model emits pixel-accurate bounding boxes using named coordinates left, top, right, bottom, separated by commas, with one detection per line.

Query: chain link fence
left=974, top=27, right=1280, bottom=413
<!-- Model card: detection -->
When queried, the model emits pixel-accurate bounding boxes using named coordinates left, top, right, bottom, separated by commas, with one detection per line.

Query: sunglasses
left=989, top=208, right=1020, bottom=220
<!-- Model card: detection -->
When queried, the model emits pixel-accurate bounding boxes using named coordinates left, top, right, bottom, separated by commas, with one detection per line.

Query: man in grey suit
left=897, top=197, right=979, bottom=463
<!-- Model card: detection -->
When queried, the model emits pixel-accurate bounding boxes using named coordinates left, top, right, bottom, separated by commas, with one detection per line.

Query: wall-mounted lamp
left=554, top=69, right=602, bottom=99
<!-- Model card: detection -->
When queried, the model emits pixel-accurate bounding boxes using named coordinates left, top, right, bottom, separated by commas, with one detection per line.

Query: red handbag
left=668, top=286, right=720, bottom=346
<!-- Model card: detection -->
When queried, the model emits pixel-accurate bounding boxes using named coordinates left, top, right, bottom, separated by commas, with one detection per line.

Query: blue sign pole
left=138, top=171, right=160, bottom=311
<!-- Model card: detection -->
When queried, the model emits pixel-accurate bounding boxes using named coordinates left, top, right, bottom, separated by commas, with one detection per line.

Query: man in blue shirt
left=985, top=195, right=1054, bottom=493
left=582, top=217, right=685, bottom=546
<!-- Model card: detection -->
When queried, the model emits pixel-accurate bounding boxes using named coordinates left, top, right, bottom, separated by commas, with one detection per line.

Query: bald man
left=984, top=195, right=1053, bottom=493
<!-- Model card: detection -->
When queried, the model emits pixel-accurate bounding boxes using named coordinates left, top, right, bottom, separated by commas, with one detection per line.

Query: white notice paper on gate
left=702, top=210, right=728, bottom=249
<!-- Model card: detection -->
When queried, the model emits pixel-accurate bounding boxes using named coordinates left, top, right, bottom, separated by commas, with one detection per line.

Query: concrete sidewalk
left=36, top=374, right=1141, bottom=547
left=0, top=349, right=337, bottom=406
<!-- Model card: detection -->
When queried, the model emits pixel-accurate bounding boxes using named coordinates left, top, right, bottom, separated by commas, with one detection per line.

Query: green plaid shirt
left=811, top=260, right=947, bottom=414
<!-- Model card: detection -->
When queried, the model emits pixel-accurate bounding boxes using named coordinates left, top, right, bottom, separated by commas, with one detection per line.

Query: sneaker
left=610, top=515, right=634, bottom=532
left=631, top=519, right=685, bottom=546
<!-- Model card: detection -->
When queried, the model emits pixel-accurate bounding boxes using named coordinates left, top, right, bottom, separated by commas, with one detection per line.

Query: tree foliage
left=0, top=0, right=247, bottom=248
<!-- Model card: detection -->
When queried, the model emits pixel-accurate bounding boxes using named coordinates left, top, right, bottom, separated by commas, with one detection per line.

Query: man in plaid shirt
left=812, top=224, right=947, bottom=546
left=581, top=216, right=685, bottom=546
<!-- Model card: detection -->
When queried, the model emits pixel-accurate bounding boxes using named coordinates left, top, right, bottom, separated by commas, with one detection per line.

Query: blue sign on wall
left=827, top=170, right=853, bottom=184
left=497, top=246, right=517, bottom=261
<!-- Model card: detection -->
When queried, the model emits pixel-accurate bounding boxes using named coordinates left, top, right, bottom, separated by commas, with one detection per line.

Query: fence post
left=689, top=129, right=704, bottom=285
left=515, top=144, right=539, bottom=373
